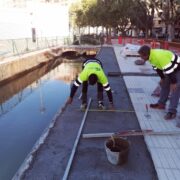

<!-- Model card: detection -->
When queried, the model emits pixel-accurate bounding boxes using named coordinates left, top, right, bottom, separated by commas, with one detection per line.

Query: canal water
left=0, top=60, right=82, bottom=180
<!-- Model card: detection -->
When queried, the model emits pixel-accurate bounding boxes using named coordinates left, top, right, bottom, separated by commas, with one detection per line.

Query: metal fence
left=0, top=36, right=72, bottom=60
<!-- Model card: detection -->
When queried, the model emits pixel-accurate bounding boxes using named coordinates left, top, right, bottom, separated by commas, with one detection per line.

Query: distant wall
left=0, top=45, right=100, bottom=84
left=0, top=49, right=51, bottom=83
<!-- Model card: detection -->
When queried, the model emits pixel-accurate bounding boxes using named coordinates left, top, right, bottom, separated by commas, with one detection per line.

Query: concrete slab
left=122, top=76, right=180, bottom=180
left=113, top=44, right=180, bottom=180
left=114, top=46, right=156, bottom=75
left=14, top=47, right=158, bottom=180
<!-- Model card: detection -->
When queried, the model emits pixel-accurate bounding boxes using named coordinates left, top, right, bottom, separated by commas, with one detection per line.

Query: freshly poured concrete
left=13, top=46, right=158, bottom=180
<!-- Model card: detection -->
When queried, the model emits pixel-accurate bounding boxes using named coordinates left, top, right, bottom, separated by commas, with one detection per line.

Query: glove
left=61, top=97, right=73, bottom=112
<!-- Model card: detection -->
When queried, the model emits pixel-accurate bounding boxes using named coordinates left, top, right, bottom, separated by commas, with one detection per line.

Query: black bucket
left=105, top=136, right=130, bottom=165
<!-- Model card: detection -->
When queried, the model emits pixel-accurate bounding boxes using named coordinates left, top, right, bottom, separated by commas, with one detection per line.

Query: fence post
left=11, top=40, right=19, bottom=55
left=151, top=40, right=155, bottom=48
left=164, top=41, right=169, bottom=49
left=106, top=36, right=112, bottom=44
left=25, top=38, right=29, bottom=51
left=118, top=36, right=122, bottom=44
left=129, top=37, right=132, bottom=44
left=12, top=40, right=15, bottom=54
left=140, top=39, right=144, bottom=45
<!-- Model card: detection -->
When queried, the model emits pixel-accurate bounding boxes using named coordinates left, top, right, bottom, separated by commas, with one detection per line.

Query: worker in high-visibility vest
left=138, top=45, right=180, bottom=120
left=66, top=57, right=114, bottom=110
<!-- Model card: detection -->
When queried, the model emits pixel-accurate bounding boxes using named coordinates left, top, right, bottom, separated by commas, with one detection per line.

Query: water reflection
left=0, top=60, right=82, bottom=117
left=39, top=79, right=46, bottom=114
left=0, top=60, right=82, bottom=180
left=53, top=62, right=82, bottom=83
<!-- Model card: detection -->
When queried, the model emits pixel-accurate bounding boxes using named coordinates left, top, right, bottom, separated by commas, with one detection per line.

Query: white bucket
left=105, top=137, right=130, bottom=165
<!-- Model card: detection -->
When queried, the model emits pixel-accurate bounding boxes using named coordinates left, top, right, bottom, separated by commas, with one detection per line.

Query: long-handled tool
left=144, top=104, right=151, bottom=118
left=82, top=129, right=180, bottom=138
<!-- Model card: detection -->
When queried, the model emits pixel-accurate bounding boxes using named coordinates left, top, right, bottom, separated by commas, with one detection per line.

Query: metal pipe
left=62, top=98, right=92, bottom=180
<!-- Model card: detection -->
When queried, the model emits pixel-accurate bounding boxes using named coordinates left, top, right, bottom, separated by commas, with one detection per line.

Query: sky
left=0, top=2, right=69, bottom=39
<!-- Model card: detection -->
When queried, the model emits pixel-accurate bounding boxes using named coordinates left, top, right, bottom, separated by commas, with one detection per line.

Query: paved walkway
left=14, top=46, right=158, bottom=180
left=114, top=44, right=180, bottom=180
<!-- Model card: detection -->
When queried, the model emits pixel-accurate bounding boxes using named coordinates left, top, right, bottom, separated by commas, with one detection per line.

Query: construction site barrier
left=137, top=39, right=145, bottom=45
left=106, top=36, right=112, bottom=44
left=124, top=37, right=132, bottom=44
left=109, top=36, right=179, bottom=54
left=118, top=36, right=122, bottom=44
left=164, top=41, right=169, bottom=49
left=150, top=41, right=160, bottom=48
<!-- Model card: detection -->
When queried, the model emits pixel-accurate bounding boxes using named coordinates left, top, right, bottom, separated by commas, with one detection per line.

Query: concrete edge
left=12, top=107, right=64, bottom=180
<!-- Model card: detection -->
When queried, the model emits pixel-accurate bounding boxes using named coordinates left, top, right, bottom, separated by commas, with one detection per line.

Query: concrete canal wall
left=0, top=45, right=100, bottom=84
left=0, top=49, right=50, bottom=83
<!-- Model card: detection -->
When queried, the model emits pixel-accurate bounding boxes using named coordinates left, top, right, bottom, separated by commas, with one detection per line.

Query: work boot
left=80, top=103, right=87, bottom=110
left=98, top=101, right=106, bottom=110
left=164, top=112, right=176, bottom=120
left=81, top=93, right=87, bottom=104
left=150, top=103, right=165, bottom=109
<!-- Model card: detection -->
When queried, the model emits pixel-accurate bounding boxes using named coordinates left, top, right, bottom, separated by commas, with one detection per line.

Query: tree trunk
left=102, top=27, right=105, bottom=34
left=105, top=27, right=108, bottom=37
left=145, top=28, right=148, bottom=39
left=96, top=27, right=98, bottom=35
left=168, top=24, right=175, bottom=42
left=109, top=27, right=112, bottom=38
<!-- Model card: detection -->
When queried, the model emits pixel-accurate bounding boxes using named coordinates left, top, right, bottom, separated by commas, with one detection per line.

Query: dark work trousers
left=158, top=70, right=180, bottom=113
left=82, top=81, right=103, bottom=104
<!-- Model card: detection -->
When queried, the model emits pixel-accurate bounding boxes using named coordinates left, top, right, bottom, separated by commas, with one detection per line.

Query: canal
left=0, top=59, right=82, bottom=180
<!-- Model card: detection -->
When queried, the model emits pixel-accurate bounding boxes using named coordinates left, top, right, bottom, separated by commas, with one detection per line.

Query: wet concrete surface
left=21, top=47, right=158, bottom=180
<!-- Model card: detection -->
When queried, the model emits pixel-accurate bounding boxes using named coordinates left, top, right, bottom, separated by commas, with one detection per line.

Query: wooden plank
left=82, top=130, right=180, bottom=138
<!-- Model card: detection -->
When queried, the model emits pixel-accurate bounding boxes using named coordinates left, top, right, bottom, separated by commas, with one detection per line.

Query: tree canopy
left=69, top=0, right=180, bottom=38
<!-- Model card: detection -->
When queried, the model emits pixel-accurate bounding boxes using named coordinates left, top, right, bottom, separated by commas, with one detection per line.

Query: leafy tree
left=93, top=0, right=134, bottom=36
left=69, top=0, right=180, bottom=39
left=129, top=0, right=162, bottom=37
left=160, top=0, right=180, bottom=40
left=69, top=0, right=97, bottom=33
left=110, top=0, right=132, bottom=36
